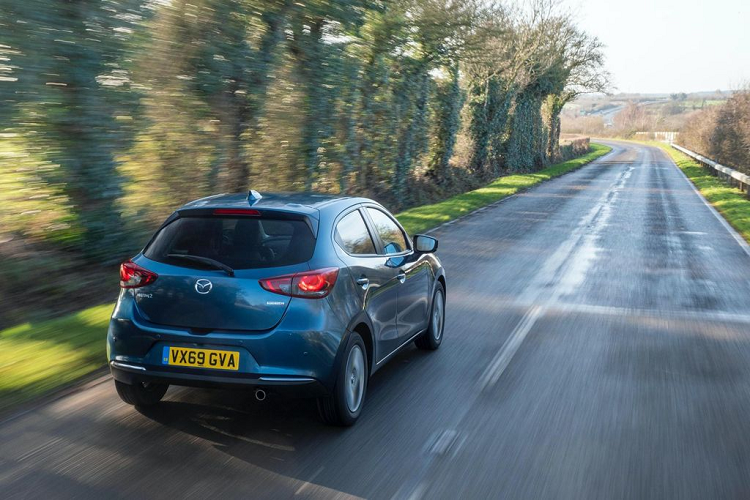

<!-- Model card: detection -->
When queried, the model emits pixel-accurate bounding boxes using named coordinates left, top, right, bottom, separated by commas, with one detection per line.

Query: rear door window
left=335, top=210, right=377, bottom=255
left=144, top=216, right=315, bottom=270
left=366, top=208, right=409, bottom=255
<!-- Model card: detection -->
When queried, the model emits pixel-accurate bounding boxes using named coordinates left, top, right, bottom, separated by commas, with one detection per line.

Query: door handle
left=355, top=276, right=370, bottom=288
left=396, top=272, right=406, bottom=283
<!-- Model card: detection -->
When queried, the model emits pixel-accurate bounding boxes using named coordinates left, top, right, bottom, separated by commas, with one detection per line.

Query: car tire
left=317, top=332, right=368, bottom=427
left=115, top=380, right=169, bottom=407
left=415, top=283, right=445, bottom=351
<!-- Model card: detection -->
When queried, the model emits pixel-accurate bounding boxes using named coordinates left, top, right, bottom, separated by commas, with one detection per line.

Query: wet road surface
left=3, top=141, right=750, bottom=499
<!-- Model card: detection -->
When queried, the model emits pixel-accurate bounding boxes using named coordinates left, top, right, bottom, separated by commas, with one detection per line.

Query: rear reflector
left=260, top=267, right=339, bottom=298
left=120, top=261, right=158, bottom=289
left=213, top=209, right=261, bottom=216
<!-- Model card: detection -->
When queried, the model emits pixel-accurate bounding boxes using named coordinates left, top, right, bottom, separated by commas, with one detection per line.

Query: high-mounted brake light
left=213, top=208, right=261, bottom=216
left=120, top=260, right=158, bottom=289
left=259, top=268, right=339, bottom=299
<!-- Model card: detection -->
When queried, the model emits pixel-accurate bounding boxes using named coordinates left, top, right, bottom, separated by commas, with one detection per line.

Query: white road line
left=480, top=305, right=544, bottom=390
left=457, top=297, right=750, bottom=326
left=662, top=146, right=750, bottom=258
left=477, top=145, right=750, bottom=394
left=405, top=482, right=428, bottom=500
left=516, top=165, right=633, bottom=306
left=426, top=429, right=460, bottom=456
left=546, top=301, right=750, bottom=325
left=481, top=161, right=635, bottom=391
left=400, top=146, right=624, bottom=500
left=295, top=466, right=324, bottom=496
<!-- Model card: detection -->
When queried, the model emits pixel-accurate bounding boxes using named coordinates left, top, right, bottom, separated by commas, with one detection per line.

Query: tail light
left=259, top=267, right=338, bottom=299
left=120, top=260, right=158, bottom=289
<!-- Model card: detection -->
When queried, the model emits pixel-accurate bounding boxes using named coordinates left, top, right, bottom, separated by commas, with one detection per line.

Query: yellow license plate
left=162, top=346, right=240, bottom=371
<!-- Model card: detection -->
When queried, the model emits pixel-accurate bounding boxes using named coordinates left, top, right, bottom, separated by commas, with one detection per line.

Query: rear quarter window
left=335, top=210, right=377, bottom=255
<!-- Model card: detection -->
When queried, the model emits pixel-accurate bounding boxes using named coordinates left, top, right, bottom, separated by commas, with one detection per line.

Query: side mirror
left=414, top=234, right=438, bottom=253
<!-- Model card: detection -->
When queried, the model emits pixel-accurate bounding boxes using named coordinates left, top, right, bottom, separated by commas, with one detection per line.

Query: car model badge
left=195, top=279, right=213, bottom=294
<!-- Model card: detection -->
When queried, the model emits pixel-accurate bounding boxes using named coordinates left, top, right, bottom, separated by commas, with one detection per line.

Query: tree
left=504, top=2, right=564, bottom=171
left=289, top=1, right=370, bottom=191
left=0, top=0, right=610, bottom=321
left=463, top=2, right=550, bottom=175
left=710, top=89, right=750, bottom=175
left=541, top=17, right=608, bottom=160
left=428, top=62, right=464, bottom=180
left=189, top=0, right=293, bottom=191
left=613, top=102, right=649, bottom=134
left=0, top=0, right=148, bottom=258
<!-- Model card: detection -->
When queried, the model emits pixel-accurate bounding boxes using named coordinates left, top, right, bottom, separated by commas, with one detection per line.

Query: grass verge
left=397, top=143, right=612, bottom=235
left=0, top=143, right=612, bottom=413
left=0, top=304, right=113, bottom=413
left=650, top=142, right=750, bottom=243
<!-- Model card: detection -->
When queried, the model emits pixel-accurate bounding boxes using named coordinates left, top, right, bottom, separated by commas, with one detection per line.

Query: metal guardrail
left=671, top=143, right=750, bottom=198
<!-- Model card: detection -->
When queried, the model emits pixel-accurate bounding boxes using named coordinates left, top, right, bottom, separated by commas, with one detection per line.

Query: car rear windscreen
left=144, top=216, right=316, bottom=270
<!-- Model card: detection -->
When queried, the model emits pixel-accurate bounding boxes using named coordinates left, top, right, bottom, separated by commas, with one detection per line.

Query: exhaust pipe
left=254, top=389, right=266, bottom=401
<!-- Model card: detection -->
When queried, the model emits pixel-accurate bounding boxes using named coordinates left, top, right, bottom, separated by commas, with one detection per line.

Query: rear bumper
left=107, top=290, right=350, bottom=396
left=110, top=361, right=328, bottom=397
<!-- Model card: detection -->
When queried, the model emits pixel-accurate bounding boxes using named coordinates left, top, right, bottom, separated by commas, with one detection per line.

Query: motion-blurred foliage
left=0, top=0, right=606, bottom=326
left=679, top=89, right=750, bottom=176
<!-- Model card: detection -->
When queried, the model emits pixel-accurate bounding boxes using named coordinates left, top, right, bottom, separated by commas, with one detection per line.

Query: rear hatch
left=133, top=210, right=316, bottom=331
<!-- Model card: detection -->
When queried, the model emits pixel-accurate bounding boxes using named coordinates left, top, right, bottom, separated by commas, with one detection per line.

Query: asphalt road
left=590, top=104, right=624, bottom=126
left=4, top=141, right=750, bottom=499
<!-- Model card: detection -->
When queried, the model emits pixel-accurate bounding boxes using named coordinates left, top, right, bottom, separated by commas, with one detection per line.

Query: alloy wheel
left=345, top=345, right=365, bottom=413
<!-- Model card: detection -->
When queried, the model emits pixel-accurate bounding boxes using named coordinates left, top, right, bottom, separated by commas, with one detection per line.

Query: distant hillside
left=561, top=91, right=733, bottom=136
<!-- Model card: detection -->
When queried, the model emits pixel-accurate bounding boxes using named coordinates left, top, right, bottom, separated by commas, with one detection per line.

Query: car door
left=333, top=207, right=401, bottom=360
left=363, top=207, right=431, bottom=348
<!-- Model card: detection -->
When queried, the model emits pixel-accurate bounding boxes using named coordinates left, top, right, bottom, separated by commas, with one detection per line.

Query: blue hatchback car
left=108, top=191, right=446, bottom=425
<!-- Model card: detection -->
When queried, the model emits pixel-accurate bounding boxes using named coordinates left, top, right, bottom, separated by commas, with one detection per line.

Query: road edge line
left=663, top=145, right=750, bottom=258
left=0, top=368, right=112, bottom=426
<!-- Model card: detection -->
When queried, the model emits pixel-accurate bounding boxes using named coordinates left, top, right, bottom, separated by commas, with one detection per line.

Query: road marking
left=405, top=482, right=428, bottom=500
left=476, top=148, right=750, bottom=393
left=662, top=146, right=750, bottom=258
left=482, top=163, right=635, bottom=391
left=401, top=143, right=745, bottom=499
left=452, top=296, right=750, bottom=326
left=295, top=466, right=324, bottom=496
left=399, top=146, right=636, bottom=500
left=480, top=305, right=544, bottom=390
left=546, top=301, right=750, bottom=325
left=516, top=165, right=633, bottom=306
left=426, top=429, right=460, bottom=456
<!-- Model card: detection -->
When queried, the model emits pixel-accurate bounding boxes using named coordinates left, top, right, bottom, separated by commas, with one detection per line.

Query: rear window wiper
left=167, top=254, right=235, bottom=277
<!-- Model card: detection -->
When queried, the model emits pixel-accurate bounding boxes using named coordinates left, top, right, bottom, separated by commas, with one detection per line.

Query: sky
left=570, top=0, right=750, bottom=94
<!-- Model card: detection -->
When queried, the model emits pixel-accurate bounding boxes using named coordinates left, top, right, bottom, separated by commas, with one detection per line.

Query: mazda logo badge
left=195, top=279, right=213, bottom=295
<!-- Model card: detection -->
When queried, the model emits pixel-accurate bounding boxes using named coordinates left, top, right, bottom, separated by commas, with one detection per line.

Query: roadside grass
left=397, top=142, right=612, bottom=235
left=0, top=304, right=113, bottom=412
left=650, top=142, right=750, bottom=244
left=0, top=143, right=612, bottom=413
